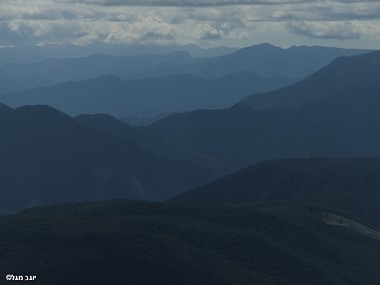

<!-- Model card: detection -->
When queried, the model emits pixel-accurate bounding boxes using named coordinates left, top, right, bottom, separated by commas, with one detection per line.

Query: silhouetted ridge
left=0, top=104, right=218, bottom=211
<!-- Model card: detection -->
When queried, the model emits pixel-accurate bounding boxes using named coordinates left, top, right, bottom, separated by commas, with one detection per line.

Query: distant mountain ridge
left=0, top=43, right=368, bottom=94
left=0, top=42, right=238, bottom=65
left=0, top=71, right=294, bottom=118
left=170, top=43, right=369, bottom=79
left=0, top=51, right=193, bottom=92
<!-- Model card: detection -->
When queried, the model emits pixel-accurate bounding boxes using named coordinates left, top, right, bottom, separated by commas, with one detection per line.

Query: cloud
left=288, top=21, right=361, bottom=39
left=53, top=0, right=316, bottom=7
left=1, top=0, right=380, bottom=48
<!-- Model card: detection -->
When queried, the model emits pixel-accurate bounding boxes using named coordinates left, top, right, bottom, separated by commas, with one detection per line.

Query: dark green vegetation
left=0, top=103, right=224, bottom=212
left=1, top=199, right=380, bottom=285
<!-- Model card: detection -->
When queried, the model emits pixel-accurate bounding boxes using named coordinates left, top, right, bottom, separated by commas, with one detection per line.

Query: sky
left=1, top=0, right=380, bottom=50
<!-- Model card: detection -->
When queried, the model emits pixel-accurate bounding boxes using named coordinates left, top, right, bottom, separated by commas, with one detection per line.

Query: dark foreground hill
left=0, top=103, right=218, bottom=212
left=1, top=199, right=380, bottom=285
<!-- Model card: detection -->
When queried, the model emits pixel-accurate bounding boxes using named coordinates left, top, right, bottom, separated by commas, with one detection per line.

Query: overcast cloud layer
left=1, top=0, right=380, bottom=49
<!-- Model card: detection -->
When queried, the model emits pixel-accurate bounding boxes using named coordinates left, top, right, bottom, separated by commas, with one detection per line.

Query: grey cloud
left=334, top=0, right=380, bottom=2
left=2, top=0, right=380, bottom=48
left=246, top=1, right=380, bottom=23
left=201, top=30, right=223, bottom=40
left=140, top=31, right=177, bottom=41
left=54, top=0, right=315, bottom=7
left=288, top=21, right=361, bottom=39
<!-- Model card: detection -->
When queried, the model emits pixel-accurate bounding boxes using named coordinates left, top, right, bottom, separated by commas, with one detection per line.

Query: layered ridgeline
left=0, top=103, right=226, bottom=213
left=1, top=199, right=379, bottom=285
left=2, top=50, right=378, bottom=213
left=0, top=51, right=194, bottom=92
left=0, top=44, right=368, bottom=122
left=0, top=72, right=293, bottom=119
left=0, top=43, right=367, bottom=93
left=145, top=51, right=380, bottom=169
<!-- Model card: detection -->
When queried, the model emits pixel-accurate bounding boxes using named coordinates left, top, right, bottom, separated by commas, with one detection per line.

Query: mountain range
left=1, top=45, right=380, bottom=284
left=1, top=49, right=379, bottom=214
left=0, top=43, right=370, bottom=123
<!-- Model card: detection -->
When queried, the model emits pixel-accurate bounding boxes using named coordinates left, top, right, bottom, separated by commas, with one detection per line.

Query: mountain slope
left=170, top=157, right=380, bottom=231
left=243, top=50, right=380, bottom=110
left=170, top=157, right=380, bottom=205
left=268, top=86, right=380, bottom=157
